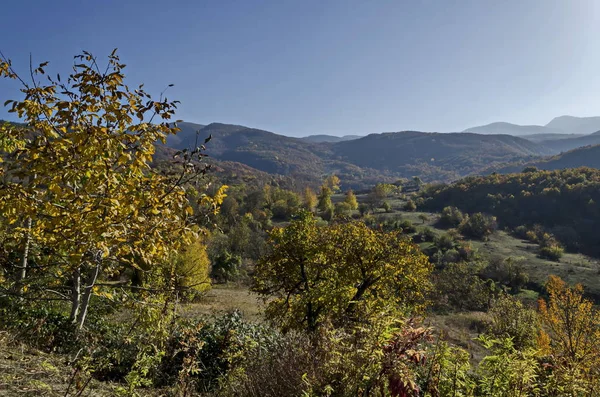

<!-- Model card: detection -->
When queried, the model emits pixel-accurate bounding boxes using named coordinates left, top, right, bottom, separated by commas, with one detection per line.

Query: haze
left=1, top=0, right=599, bottom=136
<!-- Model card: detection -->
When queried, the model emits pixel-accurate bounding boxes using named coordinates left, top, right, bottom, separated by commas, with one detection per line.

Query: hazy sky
left=1, top=1, right=599, bottom=136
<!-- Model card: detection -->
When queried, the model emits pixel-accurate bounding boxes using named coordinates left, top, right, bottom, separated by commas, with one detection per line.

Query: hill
left=538, top=133, right=600, bottom=153
left=300, top=134, right=361, bottom=143
left=545, top=115, right=600, bottom=134
left=330, top=131, right=550, bottom=180
left=487, top=144, right=600, bottom=174
left=160, top=123, right=557, bottom=184
left=518, top=133, right=586, bottom=143
left=421, top=167, right=600, bottom=257
left=464, top=115, right=600, bottom=138
left=464, top=122, right=559, bottom=136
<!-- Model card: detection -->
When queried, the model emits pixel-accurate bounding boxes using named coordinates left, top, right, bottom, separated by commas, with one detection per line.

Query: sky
left=1, top=0, right=599, bottom=137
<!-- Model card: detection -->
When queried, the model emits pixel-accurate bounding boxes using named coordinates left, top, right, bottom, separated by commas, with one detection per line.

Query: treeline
left=420, top=167, right=600, bottom=257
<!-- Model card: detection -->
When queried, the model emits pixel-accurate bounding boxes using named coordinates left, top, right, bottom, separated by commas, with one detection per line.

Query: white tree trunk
left=70, top=267, right=81, bottom=323
left=76, top=260, right=101, bottom=330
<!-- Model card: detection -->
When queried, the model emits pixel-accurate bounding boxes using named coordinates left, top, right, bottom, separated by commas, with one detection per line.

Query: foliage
left=488, top=294, right=540, bottom=350
left=476, top=335, right=539, bottom=397
left=431, top=262, right=492, bottom=312
left=171, top=236, right=211, bottom=300
left=303, top=187, right=318, bottom=212
left=253, top=211, right=432, bottom=332
left=403, top=200, right=417, bottom=212
left=439, top=206, right=466, bottom=228
left=422, top=168, right=600, bottom=256
left=0, top=50, right=216, bottom=328
left=317, top=185, right=334, bottom=214
left=210, top=251, right=243, bottom=283
left=458, top=213, right=497, bottom=240
left=537, top=276, right=600, bottom=393
left=344, top=189, right=359, bottom=210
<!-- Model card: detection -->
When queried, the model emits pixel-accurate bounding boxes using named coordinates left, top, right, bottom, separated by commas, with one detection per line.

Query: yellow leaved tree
left=0, top=50, right=219, bottom=328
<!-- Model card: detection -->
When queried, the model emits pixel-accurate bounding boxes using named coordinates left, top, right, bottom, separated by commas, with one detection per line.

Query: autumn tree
left=302, top=187, right=317, bottom=212
left=317, top=185, right=333, bottom=214
left=253, top=211, right=432, bottom=332
left=344, top=189, right=358, bottom=210
left=538, top=276, right=600, bottom=393
left=324, top=174, right=341, bottom=192
left=170, top=236, right=211, bottom=300
left=0, top=51, right=219, bottom=328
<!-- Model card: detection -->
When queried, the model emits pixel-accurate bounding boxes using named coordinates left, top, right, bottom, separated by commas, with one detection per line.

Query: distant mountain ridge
left=300, top=134, right=362, bottom=143
left=161, top=122, right=554, bottom=186
left=464, top=115, right=600, bottom=137
left=486, top=144, right=600, bottom=175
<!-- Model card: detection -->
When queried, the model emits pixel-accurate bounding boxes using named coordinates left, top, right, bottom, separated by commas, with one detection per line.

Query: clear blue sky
left=1, top=0, right=599, bottom=137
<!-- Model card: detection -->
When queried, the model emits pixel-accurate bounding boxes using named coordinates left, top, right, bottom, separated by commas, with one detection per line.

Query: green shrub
left=539, top=245, right=564, bottom=261
left=211, top=251, right=243, bottom=283
left=458, top=213, right=497, bottom=240
left=403, top=200, right=417, bottom=211
left=439, top=206, right=465, bottom=228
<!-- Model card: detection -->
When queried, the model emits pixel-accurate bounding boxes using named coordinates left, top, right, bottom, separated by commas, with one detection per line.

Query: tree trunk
left=76, top=260, right=101, bottom=330
left=15, top=217, right=32, bottom=298
left=70, top=267, right=81, bottom=323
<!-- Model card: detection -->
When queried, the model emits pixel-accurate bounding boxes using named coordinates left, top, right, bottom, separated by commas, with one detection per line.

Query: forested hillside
left=421, top=167, right=600, bottom=256
left=163, top=124, right=554, bottom=184
left=488, top=144, right=600, bottom=174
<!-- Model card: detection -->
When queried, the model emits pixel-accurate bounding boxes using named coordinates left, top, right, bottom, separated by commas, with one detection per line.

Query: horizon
left=1, top=1, right=600, bottom=137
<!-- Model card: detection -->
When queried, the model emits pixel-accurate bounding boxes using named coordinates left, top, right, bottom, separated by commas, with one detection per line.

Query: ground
left=178, top=284, right=264, bottom=322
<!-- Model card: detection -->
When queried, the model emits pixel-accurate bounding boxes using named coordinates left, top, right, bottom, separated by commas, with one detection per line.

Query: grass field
left=178, top=284, right=265, bottom=322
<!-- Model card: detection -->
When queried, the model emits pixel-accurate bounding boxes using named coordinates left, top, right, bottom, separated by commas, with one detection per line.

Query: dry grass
left=0, top=339, right=117, bottom=396
left=178, top=284, right=264, bottom=322
left=426, top=312, right=491, bottom=364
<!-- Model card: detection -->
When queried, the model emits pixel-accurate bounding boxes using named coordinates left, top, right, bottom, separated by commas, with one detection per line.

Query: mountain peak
left=545, top=115, right=600, bottom=134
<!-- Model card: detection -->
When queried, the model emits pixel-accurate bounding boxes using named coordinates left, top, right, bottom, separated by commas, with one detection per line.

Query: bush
left=514, top=225, right=529, bottom=239
left=0, top=302, right=81, bottom=353
left=161, top=311, right=277, bottom=393
left=458, top=213, right=497, bottom=240
left=403, top=200, right=417, bottom=212
left=488, top=294, right=539, bottom=350
left=399, top=219, right=416, bottom=234
left=439, top=206, right=465, bottom=228
left=539, top=245, right=564, bottom=261
left=382, top=201, right=392, bottom=213
left=420, top=227, right=437, bottom=242
left=334, top=201, right=352, bottom=216
left=211, top=251, right=243, bottom=283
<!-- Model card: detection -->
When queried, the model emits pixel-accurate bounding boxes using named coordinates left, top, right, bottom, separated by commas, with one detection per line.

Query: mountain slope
left=161, top=123, right=559, bottom=183
left=464, top=122, right=559, bottom=136
left=545, top=115, right=600, bottom=134
left=301, top=134, right=361, bottom=143
left=518, top=133, right=586, bottom=143
left=488, top=144, right=600, bottom=174
left=539, top=133, right=600, bottom=153
left=166, top=121, right=205, bottom=148
left=330, top=131, right=550, bottom=179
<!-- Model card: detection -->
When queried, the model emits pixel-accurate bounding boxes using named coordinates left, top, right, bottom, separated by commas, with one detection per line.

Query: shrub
left=403, top=200, right=417, bottom=212
left=439, top=206, right=465, bottom=228
left=488, top=294, right=539, bottom=350
left=211, top=251, right=243, bottom=283
left=334, top=201, right=352, bottom=216
left=458, top=213, right=497, bottom=240
left=539, top=245, right=564, bottom=261
left=399, top=219, right=416, bottom=234
left=382, top=201, right=392, bottom=213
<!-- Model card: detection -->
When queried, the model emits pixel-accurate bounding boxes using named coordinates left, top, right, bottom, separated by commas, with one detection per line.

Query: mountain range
left=464, top=115, right=600, bottom=136
left=5, top=116, right=600, bottom=189
left=159, top=122, right=569, bottom=188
